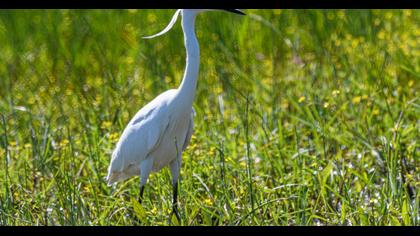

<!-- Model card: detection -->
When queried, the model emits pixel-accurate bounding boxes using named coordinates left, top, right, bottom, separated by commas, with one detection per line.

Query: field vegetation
left=0, top=10, right=418, bottom=225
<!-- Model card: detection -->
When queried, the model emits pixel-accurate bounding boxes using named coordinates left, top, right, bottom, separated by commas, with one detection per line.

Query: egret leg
left=171, top=181, right=181, bottom=222
left=169, top=159, right=181, bottom=222
left=138, top=158, right=153, bottom=204
left=139, top=186, right=145, bottom=203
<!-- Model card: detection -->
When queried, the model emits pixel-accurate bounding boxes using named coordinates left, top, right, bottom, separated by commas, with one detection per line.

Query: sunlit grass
left=0, top=9, right=419, bottom=225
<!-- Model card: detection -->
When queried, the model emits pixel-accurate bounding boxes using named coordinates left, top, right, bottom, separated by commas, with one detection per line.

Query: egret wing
left=107, top=90, right=176, bottom=183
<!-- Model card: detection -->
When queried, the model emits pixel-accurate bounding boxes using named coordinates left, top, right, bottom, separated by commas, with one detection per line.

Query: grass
left=0, top=9, right=418, bottom=226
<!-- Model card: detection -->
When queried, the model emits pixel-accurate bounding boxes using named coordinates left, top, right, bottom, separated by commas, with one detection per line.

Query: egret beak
left=223, top=9, right=246, bottom=15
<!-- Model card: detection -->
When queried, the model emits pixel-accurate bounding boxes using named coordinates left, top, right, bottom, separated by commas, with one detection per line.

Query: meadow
left=0, top=9, right=418, bottom=226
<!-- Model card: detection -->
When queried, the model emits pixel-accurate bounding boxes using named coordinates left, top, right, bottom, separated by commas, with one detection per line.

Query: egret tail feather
left=143, top=9, right=181, bottom=39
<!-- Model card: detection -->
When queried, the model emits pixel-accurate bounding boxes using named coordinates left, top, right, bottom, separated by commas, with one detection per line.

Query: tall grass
left=0, top=9, right=418, bottom=225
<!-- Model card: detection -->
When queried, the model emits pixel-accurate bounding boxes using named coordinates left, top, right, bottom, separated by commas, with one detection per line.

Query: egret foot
left=170, top=182, right=181, bottom=223
left=171, top=205, right=181, bottom=223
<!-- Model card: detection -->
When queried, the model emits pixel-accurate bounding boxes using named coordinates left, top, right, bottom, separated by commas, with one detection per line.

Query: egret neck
left=177, top=11, right=200, bottom=108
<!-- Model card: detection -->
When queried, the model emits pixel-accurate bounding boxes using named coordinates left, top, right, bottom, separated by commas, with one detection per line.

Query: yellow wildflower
left=83, top=186, right=90, bottom=193
left=352, top=96, right=362, bottom=104
left=109, top=132, right=120, bottom=143
left=151, top=207, right=158, bottom=214
left=408, top=80, right=414, bottom=87
left=60, top=139, right=69, bottom=147
left=298, top=96, right=306, bottom=103
left=101, top=121, right=112, bottom=129
left=378, top=30, right=386, bottom=40
left=65, top=88, right=72, bottom=96
left=208, top=146, right=216, bottom=156
left=28, top=97, right=36, bottom=105
left=204, top=198, right=213, bottom=206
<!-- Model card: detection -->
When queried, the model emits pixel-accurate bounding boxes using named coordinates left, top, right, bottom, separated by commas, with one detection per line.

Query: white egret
left=106, top=9, right=245, bottom=217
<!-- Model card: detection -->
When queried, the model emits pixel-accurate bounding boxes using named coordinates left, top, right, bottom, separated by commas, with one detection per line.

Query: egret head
left=143, top=9, right=245, bottom=39
left=182, top=9, right=246, bottom=15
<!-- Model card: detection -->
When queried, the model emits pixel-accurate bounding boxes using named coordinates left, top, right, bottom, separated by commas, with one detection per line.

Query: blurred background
left=0, top=10, right=418, bottom=225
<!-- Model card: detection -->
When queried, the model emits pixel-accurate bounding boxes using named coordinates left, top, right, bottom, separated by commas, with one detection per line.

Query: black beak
left=223, top=9, right=246, bottom=15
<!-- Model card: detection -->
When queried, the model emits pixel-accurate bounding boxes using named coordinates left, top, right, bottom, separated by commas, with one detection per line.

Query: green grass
left=0, top=9, right=419, bottom=226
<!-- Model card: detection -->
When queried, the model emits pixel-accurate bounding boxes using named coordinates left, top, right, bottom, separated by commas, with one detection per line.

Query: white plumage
left=106, top=9, right=245, bottom=217
left=107, top=89, right=195, bottom=184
